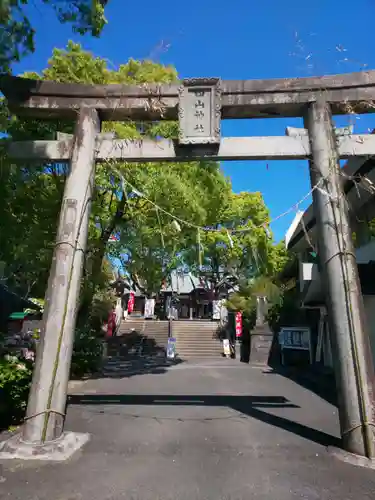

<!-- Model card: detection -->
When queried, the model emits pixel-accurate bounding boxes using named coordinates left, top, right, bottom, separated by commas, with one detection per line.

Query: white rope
left=112, top=167, right=323, bottom=235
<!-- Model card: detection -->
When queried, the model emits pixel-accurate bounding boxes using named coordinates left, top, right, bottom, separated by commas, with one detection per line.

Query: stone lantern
left=249, top=294, right=274, bottom=364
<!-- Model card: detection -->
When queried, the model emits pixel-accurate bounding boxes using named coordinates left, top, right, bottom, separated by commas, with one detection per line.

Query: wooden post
left=305, top=99, right=375, bottom=458
left=22, top=108, right=100, bottom=444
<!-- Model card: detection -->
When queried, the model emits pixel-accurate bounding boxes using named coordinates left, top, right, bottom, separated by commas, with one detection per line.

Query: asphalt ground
left=1, top=358, right=374, bottom=500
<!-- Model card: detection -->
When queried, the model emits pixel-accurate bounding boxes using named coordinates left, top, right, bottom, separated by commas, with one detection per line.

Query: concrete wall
left=314, top=297, right=375, bottom=372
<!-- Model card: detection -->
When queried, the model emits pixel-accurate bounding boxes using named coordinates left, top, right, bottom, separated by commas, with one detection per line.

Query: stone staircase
left=107, top=319, right=223, bottom=360
left=108, top=319, right=169, bottom=358
left=173, top=321, right=223, bottom=359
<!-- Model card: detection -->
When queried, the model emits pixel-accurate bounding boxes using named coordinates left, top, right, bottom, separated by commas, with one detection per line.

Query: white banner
left=212, top=299, right=228, bottom=321
left=144, top=298, right=155, bottom=318
left=212, top=300, right=221, bottom=320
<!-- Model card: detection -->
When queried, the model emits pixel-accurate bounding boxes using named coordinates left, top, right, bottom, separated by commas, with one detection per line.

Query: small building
left=0, top=284, right=43, bottom=351
left=161, top=271, right=236, bottom=320
left=114, top=271, right=236, bottom=320
left=285, top=152, right=375, bottom=371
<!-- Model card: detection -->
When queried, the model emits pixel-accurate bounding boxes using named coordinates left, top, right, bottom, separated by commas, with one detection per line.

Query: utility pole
left=22, top=108, right=100, bottom=444
left=305, top=99, right=375, bottom=458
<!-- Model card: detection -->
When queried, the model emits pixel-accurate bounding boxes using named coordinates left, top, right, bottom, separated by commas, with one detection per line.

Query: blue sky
left=12, top=0, right=375, bottom=241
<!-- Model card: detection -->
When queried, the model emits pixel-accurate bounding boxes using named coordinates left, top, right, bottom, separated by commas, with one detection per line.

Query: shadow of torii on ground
left=68, top=393, right=341, bottom=449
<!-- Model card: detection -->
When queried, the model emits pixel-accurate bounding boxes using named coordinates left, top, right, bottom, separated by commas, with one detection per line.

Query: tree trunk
left=77, top=194, right=127, bottom=326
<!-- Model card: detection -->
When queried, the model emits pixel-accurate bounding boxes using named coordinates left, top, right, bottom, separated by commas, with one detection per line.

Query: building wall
left=323, top=323, right=333, bottom=369
left=356, top=240, right=375, bottom=264
left=362, top=295, right=375, bottom=371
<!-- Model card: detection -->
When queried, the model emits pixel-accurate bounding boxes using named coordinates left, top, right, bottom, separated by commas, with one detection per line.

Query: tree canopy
left=0, top=43, right=230, bottom=300
left=0, top=41, right=288, bottom=320
left=0, top=0, right=108, bottom=72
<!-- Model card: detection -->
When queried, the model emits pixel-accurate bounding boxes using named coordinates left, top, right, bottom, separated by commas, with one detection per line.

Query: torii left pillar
left=0, top=108, right=100, bottom=460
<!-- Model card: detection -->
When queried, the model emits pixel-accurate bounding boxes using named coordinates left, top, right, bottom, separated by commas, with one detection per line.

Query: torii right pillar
left=305, top=98, right=375, bottom=459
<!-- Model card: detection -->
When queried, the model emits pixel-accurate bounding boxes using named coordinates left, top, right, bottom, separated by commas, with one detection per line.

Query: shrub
left=70, top=327, right=104, bottom=379
left=0, top=323, right=104, bottom=429
left=0, top=356, right=33, bottom=429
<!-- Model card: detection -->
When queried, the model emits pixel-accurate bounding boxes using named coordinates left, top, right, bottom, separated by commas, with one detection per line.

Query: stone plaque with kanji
left=178, top=78, right=221, bottom=145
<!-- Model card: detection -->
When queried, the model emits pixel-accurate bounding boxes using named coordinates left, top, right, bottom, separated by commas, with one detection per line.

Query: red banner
left=127, top=292, right=135, bottom=313
left=235, top=311, right=242, bottom=338
left=106, top=309, right=116, bottom=338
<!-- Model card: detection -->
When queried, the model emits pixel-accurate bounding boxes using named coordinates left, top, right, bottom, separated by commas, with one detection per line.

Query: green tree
left=183, top=190, right=285, bottom=296
left=0, top=42, right=177, bottom=302
left=111, top=161, right=231, bottom=297
left=226, top=275, right=281, bottom=314
left=1, top=41, right=288, bottom=323
left=0, top=42, right=231, bottom=317
left=0, top=141, right=66, bottom=296
left=0, top=0, right=108, bottom=72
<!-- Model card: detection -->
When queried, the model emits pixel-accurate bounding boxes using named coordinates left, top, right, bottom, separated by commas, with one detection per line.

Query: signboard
left=235, top=312, right=242, bottom=338
left=178, top=78, right=221, bottom=145
left=278, top=327, right=312, bottom=365
left=167, top=337, right=177, bottom=359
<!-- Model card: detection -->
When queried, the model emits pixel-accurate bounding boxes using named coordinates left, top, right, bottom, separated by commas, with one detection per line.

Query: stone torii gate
left=1, top=72, right=375, bottom=462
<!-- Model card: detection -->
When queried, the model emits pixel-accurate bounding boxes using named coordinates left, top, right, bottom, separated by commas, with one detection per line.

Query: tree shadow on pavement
left=84, top=355, right=184, bottom=380
left=82, top=333, right=184, bottom=379
left=68, top=393, right=341, bottom=448
left=265, top=365, right=337, bottom=407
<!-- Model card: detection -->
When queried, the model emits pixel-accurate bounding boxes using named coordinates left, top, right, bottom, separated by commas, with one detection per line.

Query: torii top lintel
left=1, top=70, right=375, bottom=121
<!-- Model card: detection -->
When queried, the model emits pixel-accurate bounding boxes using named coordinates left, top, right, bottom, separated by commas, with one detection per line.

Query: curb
left=328, top=446, right=375, bottom=470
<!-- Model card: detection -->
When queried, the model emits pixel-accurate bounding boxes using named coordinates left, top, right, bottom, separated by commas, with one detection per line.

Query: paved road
left=1, top=358, right=375, bottom=499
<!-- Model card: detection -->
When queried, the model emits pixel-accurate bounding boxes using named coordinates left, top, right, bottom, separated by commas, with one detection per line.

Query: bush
left=89, top=287, right=115, bottom=331
left=0, top=356, right=33, bottom=429
left=0, top=324, right=104, bottom=429
left=267, top=286, right=307, bottom=333
left=70, top=327, right=104, bottom=379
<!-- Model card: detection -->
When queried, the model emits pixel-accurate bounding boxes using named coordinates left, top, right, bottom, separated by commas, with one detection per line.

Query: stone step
left=176, top=346, right=223, bottom=353
left=174, top=331, right=218, bottom=337
left=177, top=353, right=223, bottom=358
left=176, top=340, right=221, bottom=344
left=113, top=333, right=169, bottom=340
left=172, top=321, right=218, bottom=330
left=174, top=332, right=219, bottom=335
left=173, top=323, right=217, bottom=327
left=175, top=332, right=217, bottom=335
left=177, top=352, right=223, bottom=357
left=118, top=328, right=168, bottom=334
left=175, top=339, right=219, bottom=344
left=118, top=330, right=169, bottom=337
left=177, top=344, right=222, bottom=350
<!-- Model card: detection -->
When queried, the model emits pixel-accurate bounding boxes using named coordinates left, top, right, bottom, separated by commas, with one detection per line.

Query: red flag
left=128, top=292, right=135, bottom=313
left=106, top=309, right=116, bottom=338
left=235, top=311, right=242, bottom=338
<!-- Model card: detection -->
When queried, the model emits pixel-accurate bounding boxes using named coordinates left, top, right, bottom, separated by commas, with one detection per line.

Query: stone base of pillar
left=235, top=340, right=242, bottom=361
left=250, top=323, right=274, bottom=365
left=0, top=431, right=90, bottom=461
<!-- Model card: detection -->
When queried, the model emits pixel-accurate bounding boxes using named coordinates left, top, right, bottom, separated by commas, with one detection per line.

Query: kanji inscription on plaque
left=178, top=78, right=221, bottom=145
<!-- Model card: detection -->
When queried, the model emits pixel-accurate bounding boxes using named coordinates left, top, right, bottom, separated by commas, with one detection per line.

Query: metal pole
left=23, top=108, right=100, bottom=444
left=305, top=99, right=375, bottom=458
